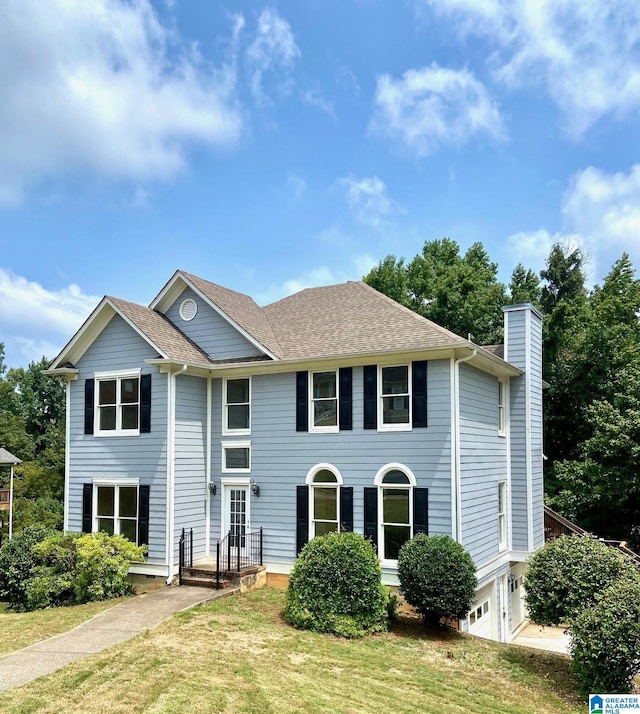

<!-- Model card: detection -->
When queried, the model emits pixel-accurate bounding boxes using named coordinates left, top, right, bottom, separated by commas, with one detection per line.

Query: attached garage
left=467, top=582, right=496, bottom=640
left=510, top=564, right=527, bottom=634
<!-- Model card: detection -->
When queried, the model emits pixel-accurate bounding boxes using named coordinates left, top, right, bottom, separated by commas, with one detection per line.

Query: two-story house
left=46, top=269, right=544, bottom=642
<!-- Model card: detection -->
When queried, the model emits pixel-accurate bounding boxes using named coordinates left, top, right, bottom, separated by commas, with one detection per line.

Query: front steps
left=181, top=563, right=267, bottom=593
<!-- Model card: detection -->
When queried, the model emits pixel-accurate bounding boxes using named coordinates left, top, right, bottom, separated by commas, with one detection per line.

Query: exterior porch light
left=208, top=482, right=216, bottom=495
left=251, top=480, right=260, bottom=497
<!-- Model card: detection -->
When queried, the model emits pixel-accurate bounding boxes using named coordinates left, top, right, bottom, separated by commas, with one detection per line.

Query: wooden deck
left=0, top=490, right=9, bottom=511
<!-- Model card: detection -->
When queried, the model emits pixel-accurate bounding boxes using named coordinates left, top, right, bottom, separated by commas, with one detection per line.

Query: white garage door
left=468, top=584, right=495, bottom=640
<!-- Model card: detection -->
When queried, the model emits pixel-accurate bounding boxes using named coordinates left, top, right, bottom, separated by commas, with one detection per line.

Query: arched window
left=374, top=464, right=417, bottom=562
left=306, top=465, right=343, bottom=539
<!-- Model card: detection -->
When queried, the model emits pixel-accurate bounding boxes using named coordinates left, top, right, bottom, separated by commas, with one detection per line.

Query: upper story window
left=498, top=380, right=506, bottom=436
left=498, top=481, right=507, bottom=551
left=379, top=365, right=411, bottom=430
left=95, top=371, right=140, bottom=436
left=310, top=371, right=338, bottom=432
left=222, top=440, right=251, bottom=473
left=224, top=378, right=251, bottom=435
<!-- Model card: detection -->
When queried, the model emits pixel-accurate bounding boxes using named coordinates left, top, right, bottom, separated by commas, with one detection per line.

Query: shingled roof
left=263, top=281, right=468, bottom=359
left=180, top=271, right=283, bottom=357
left=108, top=297, right=212, bottom=365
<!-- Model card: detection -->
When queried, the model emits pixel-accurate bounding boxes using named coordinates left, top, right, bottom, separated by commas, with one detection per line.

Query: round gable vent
left=179, top=298, right=197, bottom=321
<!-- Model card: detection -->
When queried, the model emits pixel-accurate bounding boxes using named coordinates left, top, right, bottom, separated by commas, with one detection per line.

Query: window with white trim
left=498, top=481, right=507, bottom=551
left=310, top=371, right=338, bottom=432
left=308, top=467, right=341, bottom=537
left=498, top=380, right=506, bottom=436
left=379, top=468, right=413, bottom=560
left=95, top=483, right=138, bottom=542
left=224, top=378, right=251, bottom=434
left=95, top=372, right=140, bottom=435
left=379, top=365, right=411, bottom=430
left=222, top=441, right=251, bottom=473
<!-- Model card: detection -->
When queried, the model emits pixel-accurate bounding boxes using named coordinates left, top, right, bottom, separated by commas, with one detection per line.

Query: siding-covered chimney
left=503, top=303, right=544, bottom=553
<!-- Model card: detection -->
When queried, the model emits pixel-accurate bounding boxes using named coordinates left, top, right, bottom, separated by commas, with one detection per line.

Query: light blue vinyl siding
left=164, top=287, right=263, bottom=360
left=67, top=314, right=168, bottom=565
left=174, top=374, right=208, bottom=564
left=529, top=315, right=545, bottom=549
left=459, top=364, right=507, bottom=567
left=209, top=360, right=453, bottom=567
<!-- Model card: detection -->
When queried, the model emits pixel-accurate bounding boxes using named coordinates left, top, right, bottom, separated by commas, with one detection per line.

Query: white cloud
left=369, top=63, right=505, bottom=156
left=301, top=88, right=336, bottom=119
left=285, top=173, right=306, bottom=198
left=339, top=175, right=398, bottom=228
left=425, top=0, right=640, bottom=137
left=507, top=229, right=583, bottom=276
left=0, top=268, right=99, bottom=366
left=0, top=0, right=243, bottom=205
left=246, top=7, right=300, bottom=104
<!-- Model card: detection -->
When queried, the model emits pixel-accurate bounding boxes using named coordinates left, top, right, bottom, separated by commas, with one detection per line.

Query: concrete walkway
left=0, top=585, right=238, bottom=693
left=512, top=622, right=570, bottom=655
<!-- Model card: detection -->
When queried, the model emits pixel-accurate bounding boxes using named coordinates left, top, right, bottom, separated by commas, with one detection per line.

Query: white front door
left=510, top=572, right=525, bottom=632
left=224, top=484, right=250, bottom=565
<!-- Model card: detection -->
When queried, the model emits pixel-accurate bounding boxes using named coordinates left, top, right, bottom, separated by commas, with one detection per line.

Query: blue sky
left=1, top=0, right=640, bottom=367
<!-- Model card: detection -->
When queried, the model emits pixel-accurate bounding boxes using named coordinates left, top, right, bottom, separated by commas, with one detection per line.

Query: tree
left=509, top=264, right=541, bottom=306
left=397, top=534, right=477, bottom=626
left=363, top=255, right=409, bottom=307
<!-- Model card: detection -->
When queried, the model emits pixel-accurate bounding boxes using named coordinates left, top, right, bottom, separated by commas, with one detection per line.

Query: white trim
left=308, top=369, right=339, bottom=433
left=129, top=562, right=169, bottom=577
left=498, top=481, right=507, bottom=552
left=377, top=364, right=412, bottom=432
left=222, top=376, right=251, bottom=436
left=93, top=371, right=142, bottom=437
left=220, top=477, right=251, bottom=538
left=166, top=365, right=185, bottom=584
left=221, top=440, right=251, bottom=473
left=205, top=376, right=212, bottom=557
left=63, top=380, right=71, bottom=532
left=452, top=350, right=476, bottom=543
left=373, top=463, right=417, bottom=486
left=179, top=298, right=198, bottom=321
left=497, top=378, right=507, bottom=437
left=94, top=368, right=141, bottom=379
left=92, top=477, right=140, bottom=486
left=505, top=378, right=512, bottom=551
left=92, top=481, right=140, bottom=540
left=450, top=356, right=457, bottom=541
left=305, top=463, right=344, bottom=485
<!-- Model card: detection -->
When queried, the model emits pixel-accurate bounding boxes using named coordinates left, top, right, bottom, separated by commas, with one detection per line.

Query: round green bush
left=397, top=534, right=477, bottom=626
left=284, top=531, right=389, bottom=638
left=524, top=535, right=640, bottom=626
left=570, top=578, right=640, bottom=697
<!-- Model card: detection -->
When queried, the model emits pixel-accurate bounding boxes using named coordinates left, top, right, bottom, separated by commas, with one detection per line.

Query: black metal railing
left=215, top=527, right=263, bottom=588
left=178, top=527, right=193, bottom=585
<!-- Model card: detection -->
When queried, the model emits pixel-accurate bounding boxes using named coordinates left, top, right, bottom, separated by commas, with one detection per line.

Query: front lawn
left=0, top=599, right=125, bottom=656
left=0, top=588, right=583, bottom=713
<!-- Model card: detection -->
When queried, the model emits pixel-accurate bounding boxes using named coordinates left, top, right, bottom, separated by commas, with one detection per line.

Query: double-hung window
left=224, top=378, right=251, bottom=435
left=95, top=371, right=140, bottom=436
left=95, top=482, right=138, bottom=542
left=379, top=365, right=411, bottom=430
left=310, top=371, right=338, bottom=432
left=498, top=481, right=507, bottom=551
left=498, top=380, right=506, bottom=436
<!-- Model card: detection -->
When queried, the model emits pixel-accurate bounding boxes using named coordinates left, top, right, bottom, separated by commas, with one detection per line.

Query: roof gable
left=150, top=270, right=282, bottom=359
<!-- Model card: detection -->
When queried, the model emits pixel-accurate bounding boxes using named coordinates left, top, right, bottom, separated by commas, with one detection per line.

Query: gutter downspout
left=166, top=364, right=187, bottom=585
left=452, top=349, right=477, bottom=543
left=63, top=378, right=71, bottom=533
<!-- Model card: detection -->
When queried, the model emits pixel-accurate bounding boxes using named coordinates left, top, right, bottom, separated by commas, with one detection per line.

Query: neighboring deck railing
left=544, top=505, right=640, bottom=566
left=0, top=490, right=10, bottom=511
left=178, top=527, right=193, bottom=586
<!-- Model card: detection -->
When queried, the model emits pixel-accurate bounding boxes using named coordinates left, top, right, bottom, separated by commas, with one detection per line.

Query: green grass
left=0, top=588, right=583, bottom=713
left=0, top=599, right=125, bottom=656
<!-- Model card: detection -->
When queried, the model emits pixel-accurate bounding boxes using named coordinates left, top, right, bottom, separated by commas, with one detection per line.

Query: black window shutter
left=138, top=484, right=150, bottom=546
left=296, top=485, right=309, bottom=555
left=363, top=365, right=377, bottom=429
left=339, top=367, right=353, bottom=431
left=412, top=360, right=428, bottom=428
left=340, top=486, right=353, bottom=532
left=84, top=379, right=95, bottom=435
left=140, top=374, right=152, bottom=433
left=82, top=483, right=93, bottom=533
left=364, top=486, right=378, bottom=549
left=296, top=372, right=309, bottom=432
left=413, top=487, right=429, bottom=536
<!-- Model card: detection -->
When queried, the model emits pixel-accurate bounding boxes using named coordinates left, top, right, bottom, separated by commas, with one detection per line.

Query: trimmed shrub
left=524, top=535, right=640, bottom=626
left=284, top=531, right=389, bottom=638
left=0, top=525, right=57, bottom=611
left=397, top=534, right=477, bottom=626
left=570, top=578, right=640, bottom=697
